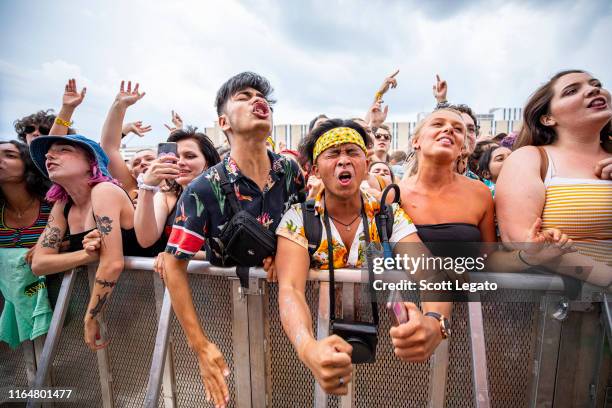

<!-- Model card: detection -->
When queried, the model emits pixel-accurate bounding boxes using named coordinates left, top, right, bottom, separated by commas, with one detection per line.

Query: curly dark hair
left=0, top=140, right=51, bottom=201
left=162, top=126, right=222, bottom=194
left=298, top=118, right=371, bottom=166
left=13, top=110, right=56, bottom=142
left=13, top=109, right=76, bottom=143
left=475, top=144, right=500, bottom=180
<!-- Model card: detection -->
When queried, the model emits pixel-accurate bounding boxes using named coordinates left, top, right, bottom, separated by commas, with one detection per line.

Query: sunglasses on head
left=374, top=132, right=391, bottom=141
left=24, top=125, right=50, bottom=135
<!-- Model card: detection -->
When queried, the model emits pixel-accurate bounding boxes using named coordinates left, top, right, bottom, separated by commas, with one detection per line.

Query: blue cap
left=29, top=135, right=112, bottom=179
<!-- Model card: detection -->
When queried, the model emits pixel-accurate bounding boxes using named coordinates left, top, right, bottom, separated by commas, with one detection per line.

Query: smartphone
left=157, top=142, right=178, bottom=158
left=387, top=290, right=408, bottom=326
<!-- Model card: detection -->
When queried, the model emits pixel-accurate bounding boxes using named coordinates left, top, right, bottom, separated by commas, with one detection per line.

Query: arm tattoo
left=94, top=215, right=113, bottom=235
left=95, top=278, right=117, bottom=288
left=89, top=292, right=109, bottom=318
left=41, top=226, right=62, bottom=249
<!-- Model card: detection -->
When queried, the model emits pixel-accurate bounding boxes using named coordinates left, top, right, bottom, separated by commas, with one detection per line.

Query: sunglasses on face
left=24, top=125, right=50, bottom=135
left=374, top=133, right=391, bottom=141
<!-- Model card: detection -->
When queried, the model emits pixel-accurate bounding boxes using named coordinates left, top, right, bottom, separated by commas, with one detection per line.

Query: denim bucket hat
left=29, top=135, right=112, bottom=179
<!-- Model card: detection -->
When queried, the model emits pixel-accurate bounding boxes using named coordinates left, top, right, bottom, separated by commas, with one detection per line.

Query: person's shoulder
left=91, top=181, right=125, bottom=196
left=459, top=175, right=492, bottom=199
left=507, top=145, right=542, bottom=164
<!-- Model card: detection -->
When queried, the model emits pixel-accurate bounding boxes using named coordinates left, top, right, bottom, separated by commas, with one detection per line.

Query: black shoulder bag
left=216, top=164, right=277, bottom=287
left=324, top=199, right=379, bottom=364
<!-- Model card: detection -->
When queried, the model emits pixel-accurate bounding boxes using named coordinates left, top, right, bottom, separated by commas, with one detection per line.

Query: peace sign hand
left=115, top=80, right=146, bottom=108
left=432, top=74, right=448, bottom=103
left=164, top=110, right=184, bottom=134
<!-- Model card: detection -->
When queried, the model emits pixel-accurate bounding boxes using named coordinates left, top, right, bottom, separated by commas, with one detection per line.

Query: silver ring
left=339, top=377, right=345, bottom=386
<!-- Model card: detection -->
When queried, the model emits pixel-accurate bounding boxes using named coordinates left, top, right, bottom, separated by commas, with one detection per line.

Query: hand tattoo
left=94, top=215, right=113, bottom=236
left=95, top=278, right=116, bottom=288
left=89, top=292, right=109, bottom=318
left=41, top=226, right=62, bottom=249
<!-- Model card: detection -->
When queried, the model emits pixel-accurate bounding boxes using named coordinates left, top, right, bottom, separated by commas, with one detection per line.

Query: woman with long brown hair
left=496, top=70, right=611, bottom=287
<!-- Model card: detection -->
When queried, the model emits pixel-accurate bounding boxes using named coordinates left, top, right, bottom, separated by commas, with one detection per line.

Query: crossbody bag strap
left=215, top=163, right=242, bottom=216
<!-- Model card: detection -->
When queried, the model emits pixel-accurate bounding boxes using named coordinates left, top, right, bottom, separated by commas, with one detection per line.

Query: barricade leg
left=529, top=294, right=563, bottom=407
left=27, top=268, right=77, bottom=408
left=467, top=301, right=491, bottom=408
left=340, top=283, right=355, bottom=408
left=428, top=338, right=449, bottom=408
left=314, top=282, right=330, bottom=408
left=232, top=277, right=269, bottom=408
left=87, top=265, right=114, bottom=408
left=144, top=278, right=176, bottom=408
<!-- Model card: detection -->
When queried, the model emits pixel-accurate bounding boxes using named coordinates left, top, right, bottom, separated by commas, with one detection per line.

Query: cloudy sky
left=1, top=0, right=611, bottom=145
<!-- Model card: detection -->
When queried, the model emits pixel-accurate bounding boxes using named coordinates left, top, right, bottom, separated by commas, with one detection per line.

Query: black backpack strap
left=376, top=184, right=400, bottom=244
left=214, top=162, right=241, bottom=216
left=214, top=163, right=249, bottom=287
left=301, top=199, right=322, bottom=259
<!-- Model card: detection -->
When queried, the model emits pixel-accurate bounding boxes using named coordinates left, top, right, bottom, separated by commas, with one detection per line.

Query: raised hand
left=164, top=110, right=184, bottom=133
left=122, top=121, right=152, bottom=137
left=376, top=69, right=400, bottom=99
left=62, top=78, right=87, bottom=108
left=114, top=80, right=146, bottom=108
left=143, top=155, right=180, bottom=187
left=367, top=100, right=389, bottom=127
left=432, top=74, right=448, bottom=103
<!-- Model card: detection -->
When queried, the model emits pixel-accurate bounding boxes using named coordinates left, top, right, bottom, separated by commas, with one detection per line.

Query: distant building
left=151, top=107, right=525, bottom=156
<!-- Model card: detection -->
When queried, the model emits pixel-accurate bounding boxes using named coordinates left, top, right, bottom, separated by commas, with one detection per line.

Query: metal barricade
left=1, top=257, right=610, bottom=407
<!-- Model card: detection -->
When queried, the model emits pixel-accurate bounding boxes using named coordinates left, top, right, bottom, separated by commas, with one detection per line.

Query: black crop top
left=416, top=223, right=482, bottom=259
left=62, top=199, right=153, bottom=256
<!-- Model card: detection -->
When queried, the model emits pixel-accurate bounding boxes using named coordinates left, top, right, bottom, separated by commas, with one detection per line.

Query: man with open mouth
left=275, top=119, right=452, bottom=396
left=159, top=72, right=305, bottom=408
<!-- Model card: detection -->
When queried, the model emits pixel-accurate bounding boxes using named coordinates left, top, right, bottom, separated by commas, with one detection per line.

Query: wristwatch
left=424, top=312, right=451, bottom=339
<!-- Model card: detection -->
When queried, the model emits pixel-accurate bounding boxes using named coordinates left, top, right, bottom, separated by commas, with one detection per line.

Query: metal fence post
left=246, top=278, right=269, bottom=408
left=144, top=283, right=176, bottom=408
left=340, top=283, right=355, bottom=408
left=467, top=302, right=491, bottom=408
left=87, top=264, right=114, bottom=408
left=529, top=294, right=563, bottom=407
left=27, top=268, right=77, bottom=408
left=428, top=339, right=449, bottom=408
left=314, top=282, right=330, bottom=408
left=232, top=279, right=253, bottom=408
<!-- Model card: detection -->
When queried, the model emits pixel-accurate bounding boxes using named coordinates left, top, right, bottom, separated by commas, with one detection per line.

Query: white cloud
left=1, top=0, right=610, bottom=145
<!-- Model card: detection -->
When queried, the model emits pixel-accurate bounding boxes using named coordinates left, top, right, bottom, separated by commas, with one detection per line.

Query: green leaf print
left=190, top=192, right=205, bottom=216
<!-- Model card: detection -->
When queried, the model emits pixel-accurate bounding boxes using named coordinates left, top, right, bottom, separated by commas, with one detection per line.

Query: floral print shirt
left=165, top=150, right=305, bottom=263
left=276, top=189, right=417, bottom=270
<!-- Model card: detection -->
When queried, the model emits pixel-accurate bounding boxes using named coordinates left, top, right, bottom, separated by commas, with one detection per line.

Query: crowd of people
left=0, top=69, right=610, bottom=407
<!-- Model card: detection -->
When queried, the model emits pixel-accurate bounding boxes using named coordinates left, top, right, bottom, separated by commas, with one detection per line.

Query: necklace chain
left=6, top=198, right=36, bottom=219
left=329, top=213, right=360, bottom=231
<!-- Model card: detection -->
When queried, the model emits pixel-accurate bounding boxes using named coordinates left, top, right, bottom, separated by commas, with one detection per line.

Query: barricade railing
left=7, top=257, right=609, bottom=407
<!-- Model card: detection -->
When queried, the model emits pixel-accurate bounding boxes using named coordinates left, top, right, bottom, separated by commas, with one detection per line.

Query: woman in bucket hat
left=29, top=134, right=150, bottom=351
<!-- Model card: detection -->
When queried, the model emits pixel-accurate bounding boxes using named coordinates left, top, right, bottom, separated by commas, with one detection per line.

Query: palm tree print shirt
left=165, top=150, right=305, bottom=264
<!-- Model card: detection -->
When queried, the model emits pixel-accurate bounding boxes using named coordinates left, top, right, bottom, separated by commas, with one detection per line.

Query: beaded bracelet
left=54, top=117, right=73, bottom=127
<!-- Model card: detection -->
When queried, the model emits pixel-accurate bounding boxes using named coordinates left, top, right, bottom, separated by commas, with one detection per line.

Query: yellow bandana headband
left=313, top=127, right=367, bottom=162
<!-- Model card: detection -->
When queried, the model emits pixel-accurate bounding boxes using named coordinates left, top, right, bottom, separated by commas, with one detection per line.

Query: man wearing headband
left=159, top=72, right=304, bottom=408
left=275, top=119, right=452, bottom=395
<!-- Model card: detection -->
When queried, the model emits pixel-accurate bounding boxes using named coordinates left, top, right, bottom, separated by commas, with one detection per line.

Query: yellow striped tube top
left=540, top=151, right=612, bottom=266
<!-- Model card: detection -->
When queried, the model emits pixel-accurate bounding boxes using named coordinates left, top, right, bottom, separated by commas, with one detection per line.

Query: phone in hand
left=387, top=290, right=408, bottom=326
left=157, top=142, right=178, bottom=158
